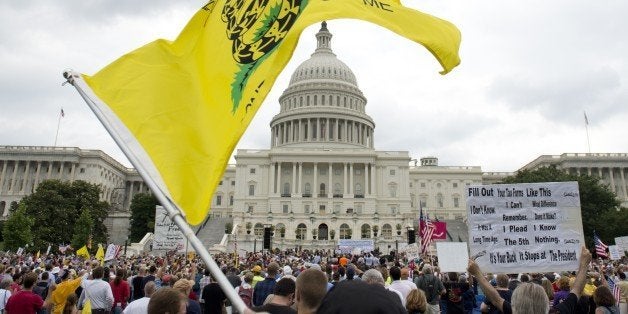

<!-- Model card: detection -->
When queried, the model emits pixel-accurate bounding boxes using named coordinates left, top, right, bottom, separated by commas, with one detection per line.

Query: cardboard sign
left=436, top=242, right=469, bottom=272
left=153, top=206, right=186, bottom=252
left=467, top=182, right=584, bottom=273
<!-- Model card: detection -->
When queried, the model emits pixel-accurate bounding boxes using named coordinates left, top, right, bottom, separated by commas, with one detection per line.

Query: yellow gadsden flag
left=82, top=0, right=460, bottom=225
left=76, top=245, right=90, bottom=259
left=95, top=244, right=105, bottom=264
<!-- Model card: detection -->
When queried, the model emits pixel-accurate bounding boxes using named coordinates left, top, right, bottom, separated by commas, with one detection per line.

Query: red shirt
left=5, top=290, right=43, bottom=314
left=109, top=280, right=130, bottom=308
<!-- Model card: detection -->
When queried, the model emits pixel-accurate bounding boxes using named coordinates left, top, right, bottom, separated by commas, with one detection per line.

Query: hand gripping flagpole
left=63, top=71, right=253, bottom=314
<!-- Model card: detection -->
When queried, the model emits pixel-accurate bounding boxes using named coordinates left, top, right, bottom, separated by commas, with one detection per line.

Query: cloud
left=487, top=67, right=624, bottom=124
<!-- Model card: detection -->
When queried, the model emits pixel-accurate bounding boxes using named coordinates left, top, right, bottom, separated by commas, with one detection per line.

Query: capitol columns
left=313, top=163, right=318, bottom=196
left=297, top=162, right=303, bottom=194
left=328, top=163, right=332, bottom=198
left=342, top=162, right=349, bottom=195
left=365, top=162, right=369, bottom=195
left=292, top=162, right=297, bottom=195
left=269, top=162, right=276, bottom=195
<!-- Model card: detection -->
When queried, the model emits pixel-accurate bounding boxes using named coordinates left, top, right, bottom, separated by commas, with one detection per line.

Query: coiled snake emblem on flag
left=221, top=0, right=307, bottom=113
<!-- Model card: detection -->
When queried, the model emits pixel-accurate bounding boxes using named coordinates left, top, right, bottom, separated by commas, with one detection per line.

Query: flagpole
left=584, top=111, right=591, bottom=153
left=54, top=108, right=63, bottom=146
left=63, top=71, right=251, bottom=314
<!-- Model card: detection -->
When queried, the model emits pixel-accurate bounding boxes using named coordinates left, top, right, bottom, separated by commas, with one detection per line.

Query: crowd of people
left=0, top=245, right=625, bottom=314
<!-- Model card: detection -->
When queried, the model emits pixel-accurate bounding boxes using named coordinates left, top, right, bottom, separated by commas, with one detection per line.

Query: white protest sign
left=404, top=243, right=421, bottom=260
left=337, top=239, right=374, bottom=253
left=608, top=245, right=622, bottom=260
left=436, top=242, right=469, bottom=272
left=615, top=236, right=628, bottom=253
left=467, top=182, right=584, bottom=273
left=104, top=244, right=119, bottom=261
left=153, top=206, right=186, bottom=252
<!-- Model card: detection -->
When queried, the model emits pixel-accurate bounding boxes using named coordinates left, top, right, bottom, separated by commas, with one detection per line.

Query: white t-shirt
left=0, top=289, right=12, bottom=310
left=123, top=297, right=150, bottom=314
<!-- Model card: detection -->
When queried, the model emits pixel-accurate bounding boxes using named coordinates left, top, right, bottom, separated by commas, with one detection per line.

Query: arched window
left=275, top=223, right=286, bottom=238
left=254, top=223, right=264, bottom=237
left=318, top=224, right=328, bottom=240
left=283, top=183, right=290, bottom=196
left=296, top=223, right=307, bottom=240
left=319, top=183, right=326, bottom=196
left=382, top=224, right=393, bottom=239
left=361, top=224, right=371, bottom=239
left=339, top=224, right=351, bottom=239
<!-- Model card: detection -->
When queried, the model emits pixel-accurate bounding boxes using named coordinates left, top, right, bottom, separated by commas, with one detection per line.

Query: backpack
left=238, top=286, right=253, bottom=307
left=416, top=276, right=438, bottom=303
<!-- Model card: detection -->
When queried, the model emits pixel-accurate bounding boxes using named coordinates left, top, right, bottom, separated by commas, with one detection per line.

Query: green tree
left=501, top=166, right=623, bottom=245
left=2, top=203, right=34, bottom=251
left=71, top=209, right=93, bottom=249
left=20, top=180, right=110, bottom=250
left=129, top=193, right=158, bottom=242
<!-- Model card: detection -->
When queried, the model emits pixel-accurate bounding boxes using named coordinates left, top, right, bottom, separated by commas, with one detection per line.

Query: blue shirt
left=253, top=278, right=276, bottom=306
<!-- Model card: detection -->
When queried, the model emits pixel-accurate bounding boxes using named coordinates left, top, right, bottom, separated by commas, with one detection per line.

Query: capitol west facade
left=1, top=24, right=627, bottom=248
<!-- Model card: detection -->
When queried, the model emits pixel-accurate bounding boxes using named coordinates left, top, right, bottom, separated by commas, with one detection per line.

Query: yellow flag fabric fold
left=76, top=245, right=90, bottom=259
left=95, top=244, right=105, bottom=263
left=83, top=0, right=461, bottom=225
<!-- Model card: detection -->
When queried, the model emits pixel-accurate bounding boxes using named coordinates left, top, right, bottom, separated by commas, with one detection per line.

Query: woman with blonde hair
left=406, top=288, right=430, bottom=314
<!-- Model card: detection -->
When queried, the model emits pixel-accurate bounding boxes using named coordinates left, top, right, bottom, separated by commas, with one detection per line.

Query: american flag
left=594, top=233, right=608, bottom=258
left=607, top=277, right=621, bottom=306
left=420, top=207, right=435, bottom=254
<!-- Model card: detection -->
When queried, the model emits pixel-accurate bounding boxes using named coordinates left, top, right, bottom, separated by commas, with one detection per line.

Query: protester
left=110, top=268, right=130, bottom=313
left=201, top=282, right=226, bottom=314
left=406, top=288, right=429, bottom=314
left=62, top=293, right=79, bottom=314
left=78, top=266, right=114, bottom=313
left=295, top=269, right=327, bottom=314
left=5, top=272, right=55, bottom=314
left=468, top=245, right=592, bottom=314
left=0, top=277, right=13, bottom=313
left=362, top=268, right=404, bottom=305
left=52, top=269, right=85, bottom=314
left=147, top=287, right=186, bottom=314
left=482, top=274, right=512, bottom=313
left=414, top=264, right=446, bottom=313
left=592, top=285, right=619, bottom=314
left=389, top=266, right=417, bottom=306
left=317, top=280, right=407, bottom=313
left=251, top=277, right=296, bottom=314
left=123, top=281, right=156, bottom=314
left=253, top=262, right=279, bottom=306
left=130, top=266, right=146, bottom=301
left=173, top=278, right=201, bottom=314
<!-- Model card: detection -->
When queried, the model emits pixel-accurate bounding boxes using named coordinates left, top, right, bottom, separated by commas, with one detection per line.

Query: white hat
left=51, top=266, right=60, bottom=274
left=283, top=265, right=293, bottom=275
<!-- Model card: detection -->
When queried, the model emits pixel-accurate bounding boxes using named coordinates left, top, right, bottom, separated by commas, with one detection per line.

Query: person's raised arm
left=570, top=245, right=592, bottom=299
left=468, top=259, right=504, bottom=313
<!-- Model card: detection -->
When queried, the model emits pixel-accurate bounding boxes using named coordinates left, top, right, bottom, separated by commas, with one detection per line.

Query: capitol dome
left=270, top=22, right=375, bottom=149
left=288, top=22, right=358, bottom=86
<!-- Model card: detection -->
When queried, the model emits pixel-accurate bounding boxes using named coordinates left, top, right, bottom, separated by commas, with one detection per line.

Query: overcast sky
left=1, top=1, right=626, bottom=172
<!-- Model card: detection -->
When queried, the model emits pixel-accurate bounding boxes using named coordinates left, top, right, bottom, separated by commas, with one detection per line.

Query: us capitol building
left=1, top=23, right=627, bottom=248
